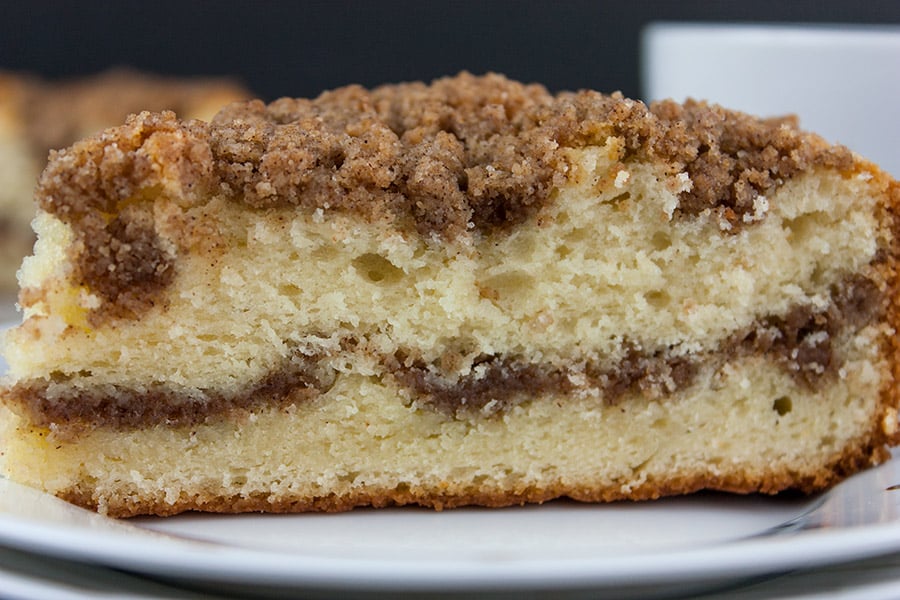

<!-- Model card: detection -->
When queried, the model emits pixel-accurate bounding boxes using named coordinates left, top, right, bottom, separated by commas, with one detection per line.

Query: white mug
left=641, top=23, right=900, bottom=177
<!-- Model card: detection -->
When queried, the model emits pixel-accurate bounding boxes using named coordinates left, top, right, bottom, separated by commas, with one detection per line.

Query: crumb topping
left=207, top=73, right=568, bottom=237
left=649, top=100, right=853, bottom=225
left=34, top=72, right=858, bottom=317
left=37, top=112, right=215, bottom=319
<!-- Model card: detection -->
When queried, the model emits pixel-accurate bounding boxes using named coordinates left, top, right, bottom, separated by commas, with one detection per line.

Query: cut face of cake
left=0, top=69, right=250, bottom=292
left=1, top=73, right=897, bottom=517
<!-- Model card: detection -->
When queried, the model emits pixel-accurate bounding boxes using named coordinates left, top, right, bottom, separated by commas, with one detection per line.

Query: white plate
left=1, top=461, right=900, bottom=598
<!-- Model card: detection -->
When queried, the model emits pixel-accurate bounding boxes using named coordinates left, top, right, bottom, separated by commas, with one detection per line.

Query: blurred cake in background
left=0, top=69, right=250, bottom=294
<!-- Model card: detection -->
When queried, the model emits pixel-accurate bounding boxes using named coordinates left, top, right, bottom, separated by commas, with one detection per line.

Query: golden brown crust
left=59, top=430, right=888, bottom=518
left=875, top=175, right=900, bottom=448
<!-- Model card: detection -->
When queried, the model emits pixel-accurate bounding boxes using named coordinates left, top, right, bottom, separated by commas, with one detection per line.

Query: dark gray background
left=4, top=0, right=900, bottom=101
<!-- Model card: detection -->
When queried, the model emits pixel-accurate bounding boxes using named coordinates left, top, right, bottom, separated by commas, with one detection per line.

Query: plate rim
left=2, top=490, right=900, bottom=593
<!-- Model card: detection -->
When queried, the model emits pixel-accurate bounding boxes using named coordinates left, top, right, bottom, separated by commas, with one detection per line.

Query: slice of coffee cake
left=0, top=69, right=250, bottom=291
left=1, top=73, right=897, bottom=517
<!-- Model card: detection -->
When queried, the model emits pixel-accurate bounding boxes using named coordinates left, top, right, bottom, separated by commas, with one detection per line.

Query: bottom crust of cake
left=2, top=352, right=894, bottom=518
left=55, top=443, right=886, bottom=519
left=52, top=437, right=887, bottom=518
